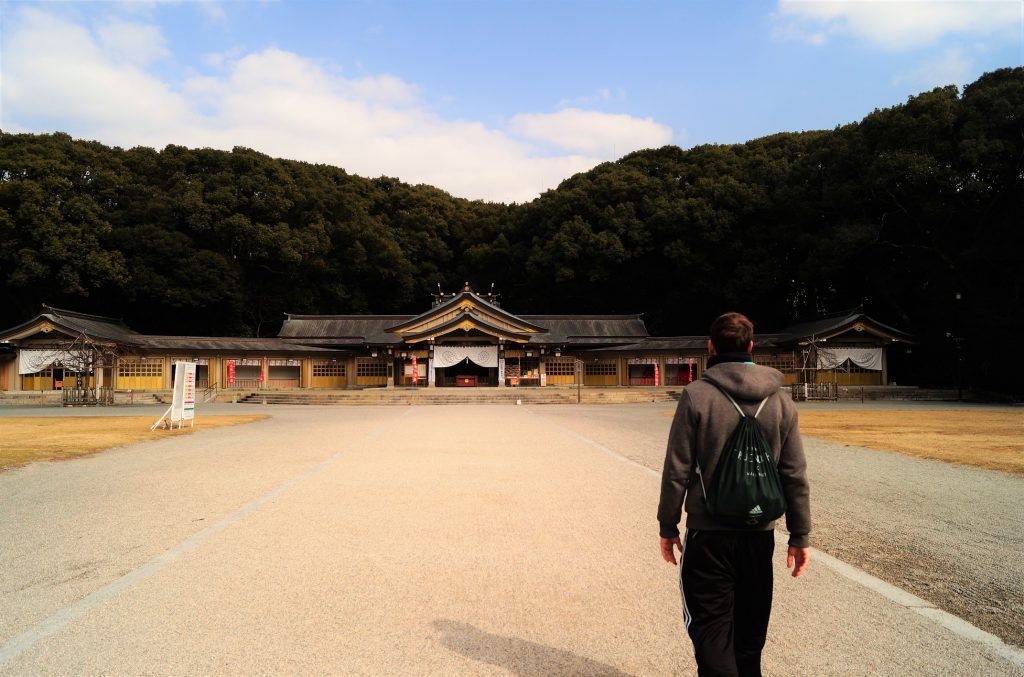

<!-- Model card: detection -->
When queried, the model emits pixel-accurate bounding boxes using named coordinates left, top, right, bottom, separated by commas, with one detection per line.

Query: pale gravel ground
left=0, top=403, right=1020, bottom=676
left=529, top=401, right=1024, bottom=649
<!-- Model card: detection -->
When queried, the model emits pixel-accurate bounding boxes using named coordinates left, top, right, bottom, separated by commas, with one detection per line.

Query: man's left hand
left=787, top=546, right=809, bottom=577
left=660, top=536, right=683, bottom=565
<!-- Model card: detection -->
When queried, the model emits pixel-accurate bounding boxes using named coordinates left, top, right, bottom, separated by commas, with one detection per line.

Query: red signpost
left=227, top=360, right=235, bottom=386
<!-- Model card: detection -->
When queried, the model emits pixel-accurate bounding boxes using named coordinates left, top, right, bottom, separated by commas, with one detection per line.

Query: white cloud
left=776, top=0, right=1021, bottom=50
left=895, top=46, right=974, bottom=88
left=196, top=1, right=227, bottom=23
left=0, top=8, right=674, bottom=203
left=2, top=9, right=191, bottom=136
left=97, top=17, right=170, bottom=65
left=509, top=109, right=673, bottom=156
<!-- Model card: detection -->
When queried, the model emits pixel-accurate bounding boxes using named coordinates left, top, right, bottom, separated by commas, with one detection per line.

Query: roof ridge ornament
left=431, top=282, right=501, bottom=308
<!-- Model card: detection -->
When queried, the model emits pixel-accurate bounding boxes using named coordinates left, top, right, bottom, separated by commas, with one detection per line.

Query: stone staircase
left=834, top=385, right=959, bottom=401
left=229, top=387, right=682, bottom=406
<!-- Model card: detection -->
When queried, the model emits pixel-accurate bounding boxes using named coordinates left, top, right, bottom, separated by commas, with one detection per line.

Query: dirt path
left=537, top=402, right=1024, bottom=650
left=0, top=404, right=1019, bottom=675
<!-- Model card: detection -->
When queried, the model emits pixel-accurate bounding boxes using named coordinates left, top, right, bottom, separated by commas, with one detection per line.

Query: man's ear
left=707, top=339, right=716, bottom=356
left=747, top=340, right=754, bottom=352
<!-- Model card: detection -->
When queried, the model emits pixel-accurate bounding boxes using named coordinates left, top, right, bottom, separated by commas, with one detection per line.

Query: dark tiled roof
left=279, top=313, right=649, bottom=346
left=0, top=305, right=142, bottom=343
left=592, top=336, right=708, bottom=352
left=753, top=334, right=791, bottom=349
left=519, top=316, right=649, bottom=344
left=279, top=315, right=414, bottom=344
left=774, top=311, right=914, bottom=344
left=137, top=336, right=340, bottom=352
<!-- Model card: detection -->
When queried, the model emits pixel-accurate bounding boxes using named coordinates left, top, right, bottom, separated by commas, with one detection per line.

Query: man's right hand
left=660, top=536, right=683, bottom=565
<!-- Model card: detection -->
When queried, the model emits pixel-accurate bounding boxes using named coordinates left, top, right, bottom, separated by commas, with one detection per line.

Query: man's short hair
left=710, top=312, right=754, bottom=353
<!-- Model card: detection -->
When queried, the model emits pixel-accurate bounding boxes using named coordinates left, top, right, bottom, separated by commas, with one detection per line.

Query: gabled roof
left=774, top=310, right=915, bottom=344
left=0, top=305, right=141, bottom=344
left=400, top=312, right=534, bottom=343
left=387, top=291, right=547, bottom=334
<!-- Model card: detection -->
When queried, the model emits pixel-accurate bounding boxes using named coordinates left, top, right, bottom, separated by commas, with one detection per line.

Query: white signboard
left=171, top=361, right=196, bottom=426
left=403, top=364, right=426, bottom=377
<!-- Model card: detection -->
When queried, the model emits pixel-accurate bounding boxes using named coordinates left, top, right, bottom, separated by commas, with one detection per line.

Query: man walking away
left=658, top=312, right=811, bottom=677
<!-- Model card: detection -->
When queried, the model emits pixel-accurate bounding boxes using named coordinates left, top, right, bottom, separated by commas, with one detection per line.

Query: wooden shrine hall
left=0, top=286, right=913, bottom=393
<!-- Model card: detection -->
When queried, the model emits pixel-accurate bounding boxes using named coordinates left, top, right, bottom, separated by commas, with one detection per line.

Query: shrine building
left=0, top=285, right=912, bottom=394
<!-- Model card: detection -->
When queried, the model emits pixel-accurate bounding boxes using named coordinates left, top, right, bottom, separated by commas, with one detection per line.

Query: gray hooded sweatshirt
left=658, top=361, right=811, bottom=548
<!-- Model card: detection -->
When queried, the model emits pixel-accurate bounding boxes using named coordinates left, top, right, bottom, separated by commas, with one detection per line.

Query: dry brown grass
left=0, top=415, right=268, bottom=471
left=798, top=409, right=1024, bottom=474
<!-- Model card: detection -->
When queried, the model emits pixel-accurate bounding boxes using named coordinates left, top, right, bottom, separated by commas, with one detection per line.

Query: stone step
left=226, top=388, right=680, bottom=406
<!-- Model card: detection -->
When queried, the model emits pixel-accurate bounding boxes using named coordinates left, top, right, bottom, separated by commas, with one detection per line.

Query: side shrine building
left=0, top=286, right=913, bottom=394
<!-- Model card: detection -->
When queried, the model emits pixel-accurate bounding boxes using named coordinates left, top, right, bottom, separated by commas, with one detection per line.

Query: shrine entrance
left=432, top=343, right=499, bottom=387
left=435, top=361, right=498, bottom=387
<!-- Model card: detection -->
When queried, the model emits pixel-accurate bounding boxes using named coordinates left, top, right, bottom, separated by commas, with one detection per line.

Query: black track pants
left=679, top=529, right=775, bottom=677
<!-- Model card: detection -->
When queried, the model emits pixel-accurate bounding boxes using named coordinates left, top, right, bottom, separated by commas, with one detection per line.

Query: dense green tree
left=0, top=67, right=1020, bottom=392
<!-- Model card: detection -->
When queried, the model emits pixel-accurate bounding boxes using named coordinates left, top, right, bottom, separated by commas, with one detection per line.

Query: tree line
left=1, top=68, right=1021, bottom=393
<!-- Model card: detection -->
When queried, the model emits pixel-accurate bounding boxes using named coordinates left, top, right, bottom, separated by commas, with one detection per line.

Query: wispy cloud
left=557, top=87, right=627, bottom=108
left=509, top=109, right=673, bottom=156
left=1, top=8, right=673, bottom=203
left=774, top=0, right=1021, bottom=50
left=894, top=46, right=974, bottom=88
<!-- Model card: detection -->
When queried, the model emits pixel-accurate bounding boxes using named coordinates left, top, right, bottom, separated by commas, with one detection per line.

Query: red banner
left=411, top=356, right=418, bottom=383
left=654, top=364, right=660, bottom=387
left=260, top=357, right=266, bottom=382
left=227, top=360, right=235, bottom=385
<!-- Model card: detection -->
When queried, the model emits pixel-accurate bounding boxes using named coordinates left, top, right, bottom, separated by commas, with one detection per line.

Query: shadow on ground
left=433, top=619, right=634, bottom=676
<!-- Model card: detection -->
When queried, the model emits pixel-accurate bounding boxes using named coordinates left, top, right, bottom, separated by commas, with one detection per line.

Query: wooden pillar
left=347, top=357, right=357, bottom=388
left=5, top=357, right=17, bottom=391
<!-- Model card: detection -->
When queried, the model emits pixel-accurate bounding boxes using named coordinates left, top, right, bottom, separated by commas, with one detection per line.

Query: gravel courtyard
left=0, top=403, right=1021, bottom=676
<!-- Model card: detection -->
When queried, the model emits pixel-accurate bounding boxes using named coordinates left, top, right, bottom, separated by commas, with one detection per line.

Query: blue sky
left=2, top=1, right=1021, bottom=202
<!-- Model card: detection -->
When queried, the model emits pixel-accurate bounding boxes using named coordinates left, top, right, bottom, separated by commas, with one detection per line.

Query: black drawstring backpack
left=695, top=376, right=787, bottom=528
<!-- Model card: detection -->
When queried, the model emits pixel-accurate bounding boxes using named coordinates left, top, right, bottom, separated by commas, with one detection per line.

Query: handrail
left=202, top=382, right=218, bottom=403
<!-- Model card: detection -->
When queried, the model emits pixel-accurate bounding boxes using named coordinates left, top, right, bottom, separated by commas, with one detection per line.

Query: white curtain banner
left=19, top=349, right=66, bottom=374
left=817, top=347, right=883, bottom=370
left=432, top=345, right=498, bottom=368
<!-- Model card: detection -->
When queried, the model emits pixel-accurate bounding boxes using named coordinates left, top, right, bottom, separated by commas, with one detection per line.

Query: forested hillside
left=1, top=68, right=1021, bottom=392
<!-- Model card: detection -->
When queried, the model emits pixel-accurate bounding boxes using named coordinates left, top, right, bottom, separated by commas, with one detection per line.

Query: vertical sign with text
left=171, top=361, right=197, bottom=426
